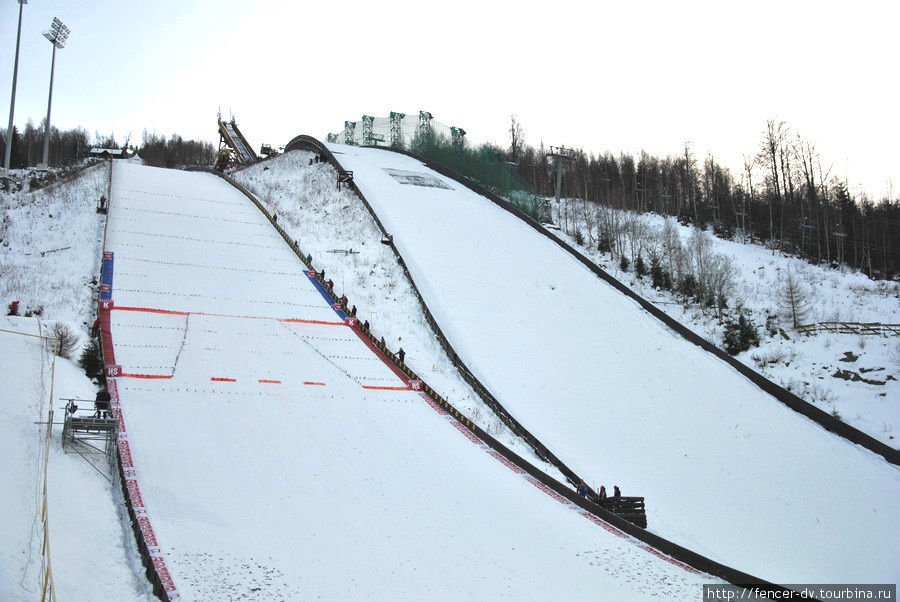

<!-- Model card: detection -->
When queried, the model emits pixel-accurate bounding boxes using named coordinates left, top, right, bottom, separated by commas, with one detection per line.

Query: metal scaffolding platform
left=61, top=399, right=118, bottom=456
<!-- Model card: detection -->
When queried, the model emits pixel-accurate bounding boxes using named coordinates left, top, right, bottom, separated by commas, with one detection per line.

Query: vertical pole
left=4, top=1, right=26, bottom=171
left=42, top=44, right=58, bottom=167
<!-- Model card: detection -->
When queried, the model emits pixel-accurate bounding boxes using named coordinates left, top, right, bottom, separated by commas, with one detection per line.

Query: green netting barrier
left=407, top=130, right=543, bottom=221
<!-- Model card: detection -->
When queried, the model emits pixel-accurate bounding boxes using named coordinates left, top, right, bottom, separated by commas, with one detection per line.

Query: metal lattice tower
left=343, top=121, right=356, bottom=145
left=418, top=111, right=433, bottom=137
left=361, top=115, right=375, bottom=146
left=451, top=126, right=466, bottom=148
left=389, top=111, right=405, bottom=147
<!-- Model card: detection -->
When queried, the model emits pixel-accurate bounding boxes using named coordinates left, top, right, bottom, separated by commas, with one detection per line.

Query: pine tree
left=635, top=254, right=648, bottom=278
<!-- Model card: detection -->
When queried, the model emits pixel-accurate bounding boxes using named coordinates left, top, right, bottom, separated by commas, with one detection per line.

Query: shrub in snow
left=723, top=314, right=760, bottom=355
left=573, top=228, right=584, bottom=246
left=79, top=337, right=104, bottom=383
left=635, top=254, right=648, bottom=279
left=619, top=255, right=630, bottom=272
left=679, top=274, right=698, bottom=299
left=597, top=234, right=612, bottom=254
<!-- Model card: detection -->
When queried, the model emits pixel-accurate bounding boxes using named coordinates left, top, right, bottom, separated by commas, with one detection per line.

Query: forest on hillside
left=493, top=118, right=899, bottom=281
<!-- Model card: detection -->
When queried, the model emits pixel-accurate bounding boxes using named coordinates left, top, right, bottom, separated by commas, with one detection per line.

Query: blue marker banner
left=100, top=251, right=114, bottom=300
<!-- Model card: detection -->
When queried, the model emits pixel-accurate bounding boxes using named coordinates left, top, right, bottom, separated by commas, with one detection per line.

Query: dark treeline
left=138, top=130, right=215, bottom=168
left=1, top=120, right=94, bottom=168
left=1, top=121, right=214, bottom=170
left=494, top=118, right=899, bottom=280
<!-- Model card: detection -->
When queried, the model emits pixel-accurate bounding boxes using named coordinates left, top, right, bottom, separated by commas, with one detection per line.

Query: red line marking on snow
left=282, top=318, right=347, bottom=326
left=578, top=511, right=628, bottom=538
left=361, top=384, right=411, bottom=391
left=113, top=305, right=345, bottom=325
left=639, top=545, right=704, bottom=574
left=487, top=449, right=527, bottom=473
left=420, top=394, right=449, bottom=415
left=211, top=377, right=236, bottom=382
left=525, top=475, right=572, bottom=506
left=119, top=373, right=173, bottom=380
left=114, top=305, right=190, bottom=316
left=303, top=381, right=326, bottom=386
left=258, top=379, right=282, bottom=384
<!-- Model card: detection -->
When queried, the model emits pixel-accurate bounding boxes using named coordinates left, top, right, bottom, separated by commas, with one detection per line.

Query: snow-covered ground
left=1, top=162, right=107, bottom=337
left=0, top=316, right=153, bottom=601
left=102, top=161, right=715, bottom=600
left=325, top=142, right=900, bottom=585
left=546, top=200, right=900, bottom=446
left=231, top=152, right=567, bottom=478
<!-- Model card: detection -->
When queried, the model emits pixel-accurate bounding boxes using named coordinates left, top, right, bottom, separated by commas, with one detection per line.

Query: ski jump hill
left=99, top=162, right=730, bottom=600
left=273, top=137, right=899, bottom=586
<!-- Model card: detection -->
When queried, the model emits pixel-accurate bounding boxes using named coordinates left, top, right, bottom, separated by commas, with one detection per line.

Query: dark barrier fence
left=208, top=145, right=795, bottom=592
left=320, top=140, right=898, bottom=467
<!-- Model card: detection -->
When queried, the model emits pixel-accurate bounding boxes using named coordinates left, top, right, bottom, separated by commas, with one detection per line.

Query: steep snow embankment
left=102, top=161, right=715, bottom=600
left=325, top=142, right=900, bottom=585
left=1, top=163, right=107, bottom=336
left=0, top=317, right=153, bottom=601
left=547, top=201, right=899, bottom=446
left=231, top=152, right=567, bottom=480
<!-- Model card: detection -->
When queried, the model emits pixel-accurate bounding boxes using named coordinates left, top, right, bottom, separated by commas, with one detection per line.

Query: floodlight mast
left=3, top=0, right=28, bottom=173
left=547, top=145, right=575, bottom=205
left=40, top=17, right=70, bottom=168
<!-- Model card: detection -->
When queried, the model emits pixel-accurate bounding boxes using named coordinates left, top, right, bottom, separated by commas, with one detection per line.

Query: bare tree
left=509, top=115, right=525, bottom=162
left=779, top=269, right=812, bottom=328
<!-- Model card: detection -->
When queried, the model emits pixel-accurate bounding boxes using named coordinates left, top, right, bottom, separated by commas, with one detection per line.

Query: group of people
left=577, top=480, right=621, bottom=501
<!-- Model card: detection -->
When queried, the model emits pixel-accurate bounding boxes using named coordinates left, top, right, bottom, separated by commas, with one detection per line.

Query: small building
left=90, top=147, right=136, bottom=160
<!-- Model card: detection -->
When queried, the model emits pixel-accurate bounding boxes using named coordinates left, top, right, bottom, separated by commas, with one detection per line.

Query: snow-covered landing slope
left=324, top=143, right=900, bottom=584
left=103, top=162, right=714, bottom=600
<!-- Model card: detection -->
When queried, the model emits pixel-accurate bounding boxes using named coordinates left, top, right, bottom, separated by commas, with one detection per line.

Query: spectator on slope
left=306, top=253, right=312, bottom=265
left=94, top=387, right=112, bottom=419
left=613, top=485, right=621, bottom=498
left=598, top=485, right=607, bottom=500
left=577, top=480, right=589, bottom=497
left=326, top=279, right=334, bottom=291
left=340, top=295, right=348, bottom=310
left=363, top=320, right=369, bottom=332
left=398, top=348, right=405, bottom=365
left=350, top=305, right=357, bottom=317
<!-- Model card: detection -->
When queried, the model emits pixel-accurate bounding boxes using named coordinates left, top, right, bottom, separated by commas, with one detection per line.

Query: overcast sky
left=2, top=0, right=897, bottom=198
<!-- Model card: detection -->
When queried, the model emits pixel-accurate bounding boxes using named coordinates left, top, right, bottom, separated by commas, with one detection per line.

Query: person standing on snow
left=577, top=481, right=589, bottom=497
left=95, top=387, right=112, bottom=419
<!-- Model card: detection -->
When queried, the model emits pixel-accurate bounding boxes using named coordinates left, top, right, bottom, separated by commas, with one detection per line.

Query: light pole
left=3, top=0, right=27, bottom=173
left=40, top=17, right=70, bottom=169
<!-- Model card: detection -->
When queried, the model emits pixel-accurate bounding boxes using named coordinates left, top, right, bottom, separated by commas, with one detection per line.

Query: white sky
left=2, top=0, right=898, bottom=199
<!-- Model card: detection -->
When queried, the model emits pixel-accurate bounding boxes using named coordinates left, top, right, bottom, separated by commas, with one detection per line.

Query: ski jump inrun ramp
left=102, top=162, right=716, bottom=600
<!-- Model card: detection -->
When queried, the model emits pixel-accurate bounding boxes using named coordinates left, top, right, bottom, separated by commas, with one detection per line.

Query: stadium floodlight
left=3, top=1, right=28, bottom=173
left=40, top=17, right=71, bottom=168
